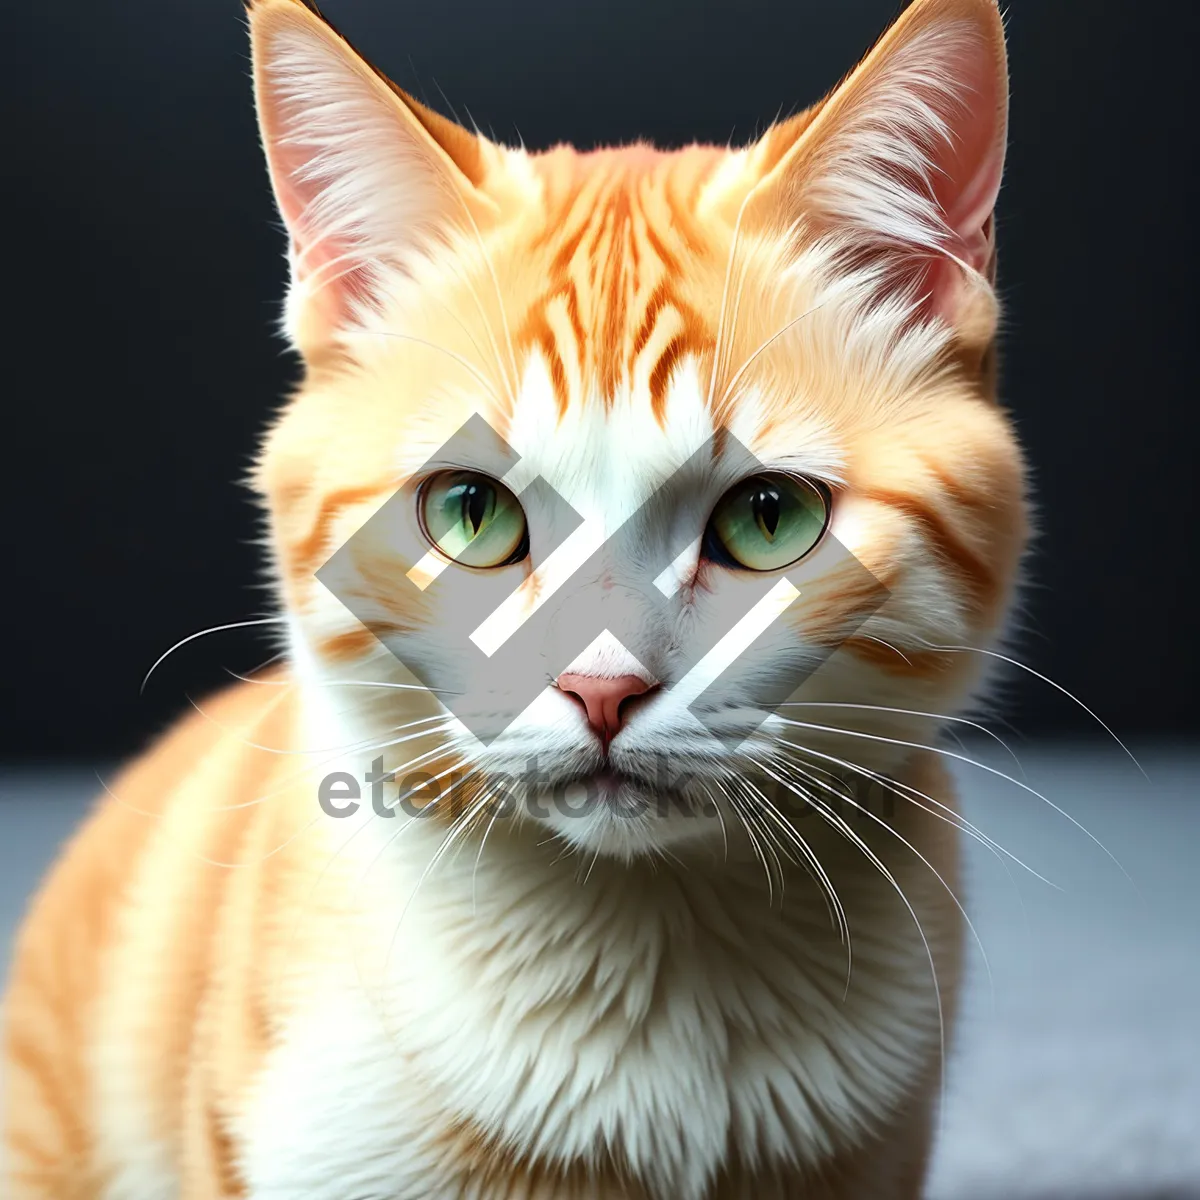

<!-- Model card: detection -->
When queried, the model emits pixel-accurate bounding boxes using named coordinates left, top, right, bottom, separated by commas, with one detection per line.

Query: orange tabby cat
left=3, top=0, right=1026, bottom=1195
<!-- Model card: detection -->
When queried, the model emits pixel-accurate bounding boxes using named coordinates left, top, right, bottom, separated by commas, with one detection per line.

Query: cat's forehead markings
left=503, top=355, right=718, bottom=517
left=515, top=146, right=722, bottom=423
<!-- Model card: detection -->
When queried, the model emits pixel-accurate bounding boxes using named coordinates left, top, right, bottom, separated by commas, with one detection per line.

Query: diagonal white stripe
left=669, top=579, right=801, bottom=707
left=469, top=521, right=608, bottom=658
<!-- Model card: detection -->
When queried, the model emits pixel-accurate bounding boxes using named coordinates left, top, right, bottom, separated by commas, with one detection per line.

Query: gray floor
left=2, top=745, right=1198, bottom=1199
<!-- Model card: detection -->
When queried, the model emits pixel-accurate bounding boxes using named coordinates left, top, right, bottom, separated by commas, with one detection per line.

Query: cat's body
left=6, top=680, right=960, bottom=1199
left=3, top=1, right=1026, bottom=1196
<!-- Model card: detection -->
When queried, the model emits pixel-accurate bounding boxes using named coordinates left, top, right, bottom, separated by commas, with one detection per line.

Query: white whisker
left=768, top=699, right=1024, bottom=772
left=141, top=615, right=287, bottom=693
left=763, top=749, right=993, bottom=1004
left=772, top=719, right=1139, bottom=897
left=915, top=639, right=1148, bottom=779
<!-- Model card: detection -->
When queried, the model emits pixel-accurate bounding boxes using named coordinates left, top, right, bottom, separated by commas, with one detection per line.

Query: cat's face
left=250, top=0, right=1026, bottom=859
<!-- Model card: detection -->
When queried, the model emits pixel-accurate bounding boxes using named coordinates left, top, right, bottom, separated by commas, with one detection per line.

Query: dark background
left=3, top=0, right=1196, bottom=760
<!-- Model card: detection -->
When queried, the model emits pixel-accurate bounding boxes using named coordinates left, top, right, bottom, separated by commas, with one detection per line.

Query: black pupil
left=752, top=485, right=782, bottom=538
left=462, top=483, right=490, bottom=535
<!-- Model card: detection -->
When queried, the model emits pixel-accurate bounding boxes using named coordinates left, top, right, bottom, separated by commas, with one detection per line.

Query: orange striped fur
left=4, top=0, right=1027, bottom=1196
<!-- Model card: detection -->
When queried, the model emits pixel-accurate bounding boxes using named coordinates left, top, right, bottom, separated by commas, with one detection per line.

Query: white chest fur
left=237, top=795, right=950, bottom=1200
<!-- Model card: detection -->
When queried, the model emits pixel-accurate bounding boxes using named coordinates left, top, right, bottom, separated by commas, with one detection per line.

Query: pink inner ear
left=887, top=45, right=1000, bottom=328
left=272, top=139, right=360, bottom=283
left=790, top=9, right=1010, bottom=330
left=926, top=35, right=1007, bottom=305
left=272, top=147, right=376, bottom=321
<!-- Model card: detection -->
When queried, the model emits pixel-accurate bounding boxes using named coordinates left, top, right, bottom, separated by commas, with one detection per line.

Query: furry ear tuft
left=243, top=0, right=327, bottom=21
left=248, top=0, right=492, bottom=353
left=753, top=0, right=1008, bottom=339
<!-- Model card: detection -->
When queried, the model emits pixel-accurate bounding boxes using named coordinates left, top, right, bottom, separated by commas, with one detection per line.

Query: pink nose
left=557, top=673, right=655, bottom=746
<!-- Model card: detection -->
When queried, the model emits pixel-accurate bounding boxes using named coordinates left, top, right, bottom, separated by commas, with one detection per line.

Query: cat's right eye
left=704, top=473, right=831, bottom=571
left=418, top=471, right=529, bottom=569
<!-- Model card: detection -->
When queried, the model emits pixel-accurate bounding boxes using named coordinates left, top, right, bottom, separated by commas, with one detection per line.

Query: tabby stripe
left=649, top=335, right=690, bottom=423
left=520, top=307, right=571, bottom=419
left=316, top=627, right=377, bottom=662
left=862, top=487, right=997, bottom=612
left=291, top=481, right=397, bottom=577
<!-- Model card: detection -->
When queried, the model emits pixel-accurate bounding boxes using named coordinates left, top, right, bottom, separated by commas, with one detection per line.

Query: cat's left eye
left=418, top=471, right=529, bottom=568
left=705, top=473, right=831, bottom=572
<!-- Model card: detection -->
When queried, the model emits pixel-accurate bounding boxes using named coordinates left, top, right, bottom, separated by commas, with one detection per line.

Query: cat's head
left=249, top=0, right=1027, bottom=859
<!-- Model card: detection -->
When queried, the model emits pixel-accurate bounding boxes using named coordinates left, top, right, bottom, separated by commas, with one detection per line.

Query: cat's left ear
left=247, top=0, right=497, bottom=354
left=750, top=0, right=1008, bottom=343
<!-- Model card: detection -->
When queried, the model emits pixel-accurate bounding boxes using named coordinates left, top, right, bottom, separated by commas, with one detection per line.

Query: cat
left=2, top=0, right=1027, bottom=1195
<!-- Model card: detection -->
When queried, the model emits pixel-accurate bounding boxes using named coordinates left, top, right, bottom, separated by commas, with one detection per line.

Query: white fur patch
left=805, top=22, right=980, bottom=256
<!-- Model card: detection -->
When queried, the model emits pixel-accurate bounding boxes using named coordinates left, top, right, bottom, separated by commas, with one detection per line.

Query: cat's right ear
left=739, top=0, right=1008, bottom=350
left=247, top=0, right=497, bottom=354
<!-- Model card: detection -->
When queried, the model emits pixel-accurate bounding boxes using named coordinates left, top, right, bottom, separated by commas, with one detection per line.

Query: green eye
left=418, top=471, right=528, bottom=568
left=707, top=473, right=831, bottom=571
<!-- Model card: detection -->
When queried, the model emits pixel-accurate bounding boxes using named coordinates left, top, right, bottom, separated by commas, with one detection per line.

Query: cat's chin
left=528, top=770, right=723, bottom=862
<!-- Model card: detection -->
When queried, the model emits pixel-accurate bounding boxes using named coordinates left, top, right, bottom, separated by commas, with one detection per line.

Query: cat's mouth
left=561, top=761, right=696, bottom=813
left=530, top=755, right=720, bottom=856
left=548, top=763, right=662, bottom=810
left=589, top=767, right=640, bottom=801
